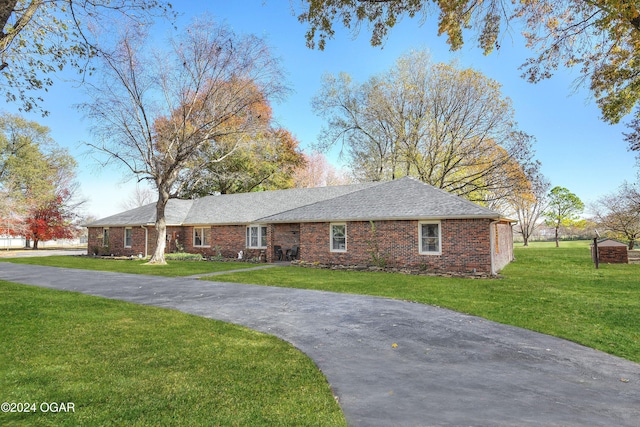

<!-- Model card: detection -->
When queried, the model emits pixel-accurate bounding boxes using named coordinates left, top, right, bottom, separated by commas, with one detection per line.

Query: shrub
left=165, top=252, right=204, bottom=261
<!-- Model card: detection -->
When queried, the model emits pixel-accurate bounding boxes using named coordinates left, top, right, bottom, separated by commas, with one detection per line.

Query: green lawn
left=0, top=282, right=346, bottom=426
left=209, top=240, right=640, bottom=363
left=0, top=255, right=256, bottom=277
left=2, top=241, right=638, bottom=425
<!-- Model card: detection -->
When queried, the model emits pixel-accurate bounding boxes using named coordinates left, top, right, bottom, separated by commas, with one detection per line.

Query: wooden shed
left=591, top=239, right=629, bottom=264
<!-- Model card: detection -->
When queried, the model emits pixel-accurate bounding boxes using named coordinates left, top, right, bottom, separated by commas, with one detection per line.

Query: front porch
left=268, top=223, right=300, bottom=262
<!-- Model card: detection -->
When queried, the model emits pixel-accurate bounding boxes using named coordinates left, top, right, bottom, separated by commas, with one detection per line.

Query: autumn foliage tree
left=0, top=112, right=81, bottom=247
left=506, top=160, right=550, bottom=246
left=313, top=50, right=536, bottom=204
left=82, top=18, right=287, bottom=264
left=24, top=189, right=76, bottom=249
left=294, top=0, right=640, bottom=149
left=293, top=151, right=351, bottom=188
left=177, top=89, right=305, bottom=196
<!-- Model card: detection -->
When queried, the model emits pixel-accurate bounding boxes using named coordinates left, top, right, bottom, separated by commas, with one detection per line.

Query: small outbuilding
left=591, top=239, right=628, bottom=264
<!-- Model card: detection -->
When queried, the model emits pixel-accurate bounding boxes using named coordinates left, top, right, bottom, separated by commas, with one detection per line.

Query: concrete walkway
left=1, top=263, right=639, bottom=426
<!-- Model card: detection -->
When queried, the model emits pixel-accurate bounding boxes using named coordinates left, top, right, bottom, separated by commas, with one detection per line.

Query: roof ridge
left=191, top=180, right=376, bottom=202
left=254, top=181, right=384, bottom=222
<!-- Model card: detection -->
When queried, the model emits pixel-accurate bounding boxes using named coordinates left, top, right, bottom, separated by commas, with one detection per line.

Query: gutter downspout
left=490, top=220, right=499, bottom=276
left=141, top=225, right=149, bottom=258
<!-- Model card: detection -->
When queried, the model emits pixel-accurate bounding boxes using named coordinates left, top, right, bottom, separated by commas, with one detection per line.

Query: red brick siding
left=269, top=224, right=301, bottom=261
left=87, top=218, right=510, bottom=273
left=492, top=221, right=514, bottom=272
left=598, top=246, right=628, bottom=264
left=88, top=226, right=183, bottom=256
left=87, top=226, right=153, bottom=257
left=299, top=219, right=494, bottom=273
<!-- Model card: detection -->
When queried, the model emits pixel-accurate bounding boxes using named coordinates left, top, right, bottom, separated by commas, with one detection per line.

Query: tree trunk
left=629, top=240, right=635, bottom=250
left=555, top=226, right=559, bottom=247
left=147, top=194, right=169, bottom=265
left=32, top=238, right=39, bottom=249
left=523, top=235, right=529, bottom=247
left=0, top=1, right=20, bottom=34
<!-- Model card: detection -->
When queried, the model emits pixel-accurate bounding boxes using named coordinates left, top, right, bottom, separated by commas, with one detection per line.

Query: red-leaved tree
left=24, top=189, right=77, bottom=249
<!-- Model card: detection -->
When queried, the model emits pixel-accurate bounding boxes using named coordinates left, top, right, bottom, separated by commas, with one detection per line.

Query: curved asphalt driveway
left=1, top=263, right=639, bottom=426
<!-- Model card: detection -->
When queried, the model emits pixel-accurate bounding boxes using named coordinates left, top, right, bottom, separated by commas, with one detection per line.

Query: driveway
left=1, top=263, right=639, bottom=426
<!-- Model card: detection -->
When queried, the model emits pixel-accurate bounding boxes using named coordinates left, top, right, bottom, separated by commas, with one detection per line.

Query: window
left=124, top=228, right=132, bottom=248
left=246, top=225, right=267, bottom=248
left=102, top=228, right=109, bottom=246
left=193, top=227, right=209, bottom=247
left=419, top=221, right=441, bottom=254
left=331, top=223, right=347, bottom=252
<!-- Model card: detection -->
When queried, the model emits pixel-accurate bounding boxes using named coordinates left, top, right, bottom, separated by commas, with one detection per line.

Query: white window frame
left=124, top=228, right=132, bottom=248
left=102, top=228, right=109, bottom=247
left=330, top=223, right=347, bottom=252
left=246, top=225, right=267, bottom=249
left=419, top=221, right=442, bottom=255
left=193, top=227, right=210, bottom=247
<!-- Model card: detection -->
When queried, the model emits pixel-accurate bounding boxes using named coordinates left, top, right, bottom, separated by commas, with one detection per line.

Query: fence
left=1, top=237, right=87, bottom=250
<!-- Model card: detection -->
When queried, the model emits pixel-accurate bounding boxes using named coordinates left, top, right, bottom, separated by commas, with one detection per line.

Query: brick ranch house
left=86, top=177, right=515, bottom=275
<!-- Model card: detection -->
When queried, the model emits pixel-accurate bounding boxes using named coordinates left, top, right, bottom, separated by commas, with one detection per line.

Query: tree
left=24, top=188, right=77, bottom=249
left=0, top=112, right=56, bottom=206
left=177, top=99, right=305, bottom=197
left=544, top=186, right=584, bottom=247
left=293, top=151, right=351, bottom=188
left=591, top=183, right=640, bottom=249
left=82, top=18, right=288, bottom=264
left=0, top=112, right=81, bottom=246
left=313, top=50, right=535, bottom=203
left=507, top=160, right=550, bottom=246
left=0, top=0, right=175, bottom=114
left=120, top=184, right=156, bottom=210
left=294, top=0, right=640, bottom=148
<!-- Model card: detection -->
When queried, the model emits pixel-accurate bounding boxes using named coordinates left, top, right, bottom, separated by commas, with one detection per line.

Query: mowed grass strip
left=0, top=256, right=256, bottom=277
left=208, top=241, right=640, bottom=363
left=0, top=282, right=346, bottom=427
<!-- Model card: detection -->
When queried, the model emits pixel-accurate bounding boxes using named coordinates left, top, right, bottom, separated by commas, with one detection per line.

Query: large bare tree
left=313, top=49, right=535, bottom=203
left=507, top=160, right=550, bottom=246
left=591, top=183, right=640, bottom=249
left=82, top=18, right=287, bottom=264
left=294, top=0, right=640, bottom=148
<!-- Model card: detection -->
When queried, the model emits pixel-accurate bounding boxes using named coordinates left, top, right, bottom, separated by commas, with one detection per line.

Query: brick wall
left=177, top=225, right=274, bottom=261
left=88, top=218, right=511, bottom=274
left=270, top=224, right=301, bottom=262
left=299, top=219, right=495, bottom=274
left=88, top=226, right=133, bottom=256
left=598, top=246, right=628, bottom=264
left=87, top=226, right=181, bottom=257
left=493, top=221, right=514, bottom=272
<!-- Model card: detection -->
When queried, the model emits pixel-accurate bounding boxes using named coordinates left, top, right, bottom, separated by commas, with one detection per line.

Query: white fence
left=0, top=237, right=87, bottom=250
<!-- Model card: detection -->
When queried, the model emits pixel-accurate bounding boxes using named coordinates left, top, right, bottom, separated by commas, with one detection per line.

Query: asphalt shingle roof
left=87, top=198, right=194, bottom=227
left=260, top=177, right=500, bottom=222
left=183, top=182, right=378, bottom=225
left=85, top=177, right=501, bottom=227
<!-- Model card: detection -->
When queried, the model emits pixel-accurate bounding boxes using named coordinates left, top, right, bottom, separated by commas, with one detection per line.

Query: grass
left=2, top=240, right=638, bottom=424
left=207, top=240, right=640, bottom=363
left=0, top=256, right=257, bottom=277
left=0, top=281, right=346, bottom=426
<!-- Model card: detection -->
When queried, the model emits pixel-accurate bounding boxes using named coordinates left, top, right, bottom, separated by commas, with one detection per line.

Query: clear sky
left=4, top=0, right=638, bottom=219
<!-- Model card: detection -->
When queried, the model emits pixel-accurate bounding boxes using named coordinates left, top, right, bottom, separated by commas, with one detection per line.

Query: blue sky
left=4, top=0, right=638, bottom=218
